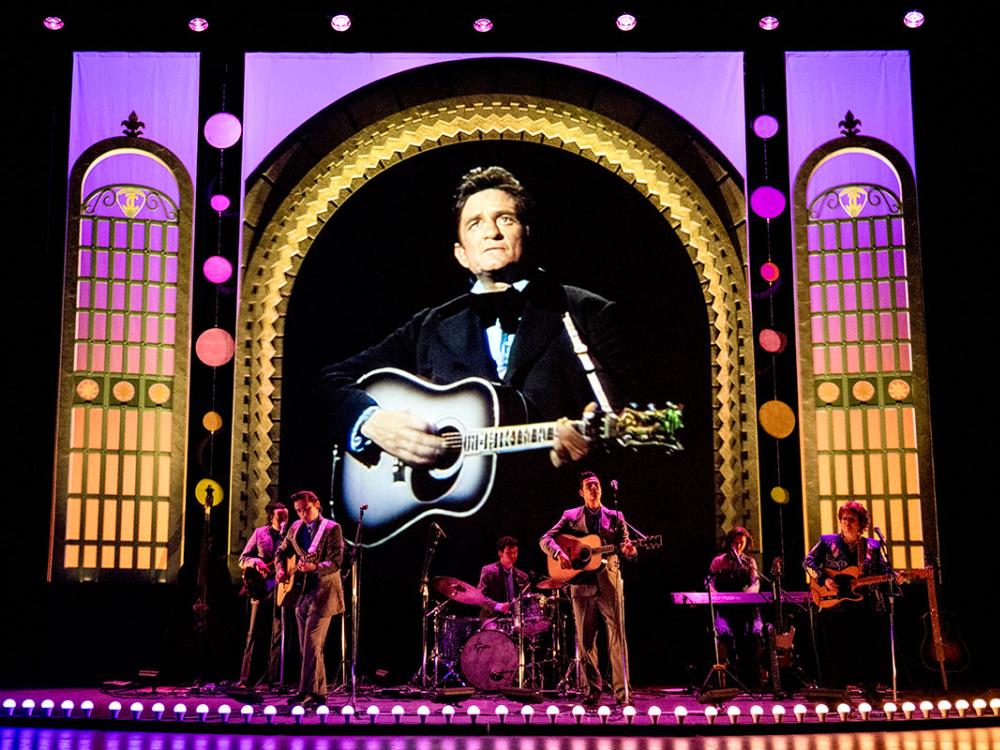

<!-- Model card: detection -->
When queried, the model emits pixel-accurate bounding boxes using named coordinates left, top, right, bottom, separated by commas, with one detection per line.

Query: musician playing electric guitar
left=803, top=501, right=892, bottom=697
left=540, top=472, right=636, bottom=706
left=236, top=500, right=287, bottom=688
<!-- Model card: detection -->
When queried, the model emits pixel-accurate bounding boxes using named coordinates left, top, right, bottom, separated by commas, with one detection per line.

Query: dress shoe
left=286, top=692, right=310, bottom=706
left=301, top=693, right=327, bottom=708
left=583, top=690, right=602, bottom=706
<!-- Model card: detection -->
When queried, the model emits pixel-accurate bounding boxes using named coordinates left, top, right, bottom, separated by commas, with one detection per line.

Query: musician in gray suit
left=477, top=535, right=531, bottom=620
left=275, top=490, right=344, bottom=706
left=540, top=472, right=636, bottom=706
left=237, top=500, right=288, bottom=687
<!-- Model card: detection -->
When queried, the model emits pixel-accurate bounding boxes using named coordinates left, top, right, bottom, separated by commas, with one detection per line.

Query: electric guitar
left=339, top=368, right=683, bottom=546
left=545, top=533, right=662, bottom=582
left=809, top=565, right=898, bottom=609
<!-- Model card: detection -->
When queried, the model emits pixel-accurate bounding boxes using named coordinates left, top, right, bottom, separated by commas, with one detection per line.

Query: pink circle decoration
left=203, top=113, right=242, bottom=149
left=330, top=14, right=351, bottom=31
left=473, top=17, right=493, bottom=32
left=195, top=328, right=235, bottom=367
left=903, top=10, right=925, bottom=28
left=616, top=13, right=637, bottom=31
left=752, top=114, right=780, bottom=139
left=759, top=15, right=780, bottom=31
left=188, top=17, right=209, bottom=32
left=43, top=16, right=64, bottom=30
left=210, top=194, right=231, bottom=212
left=760, top=262, right=780, bottom=283
left=750, top=186, right=786, bottom=219
left=203, top=256, right=233, bottom=284
left=758, top=328, right=787, bottom=353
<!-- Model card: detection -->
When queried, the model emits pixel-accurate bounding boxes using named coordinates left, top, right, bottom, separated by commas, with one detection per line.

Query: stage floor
left=2, top=685, right=998, bottom=736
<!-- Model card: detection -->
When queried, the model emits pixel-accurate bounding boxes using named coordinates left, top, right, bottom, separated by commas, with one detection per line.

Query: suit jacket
left=540, top=504, right=634, bottom=596
left=477, top=560, right=530, bottom=616
left=276, top=517, right=345, bottom=617
left=238, top=524, right=283, bottom=569
left=319, top=270, right=631, bottom=448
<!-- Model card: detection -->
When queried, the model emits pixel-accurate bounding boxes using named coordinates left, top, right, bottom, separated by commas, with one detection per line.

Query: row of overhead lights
left=41, top=10, right=927, bottom=33
left=4, top=697, right=999, bottom=725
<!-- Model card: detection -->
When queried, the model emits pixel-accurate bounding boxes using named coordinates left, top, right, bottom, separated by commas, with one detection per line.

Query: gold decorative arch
left=233, top=95, right=759, bottom=548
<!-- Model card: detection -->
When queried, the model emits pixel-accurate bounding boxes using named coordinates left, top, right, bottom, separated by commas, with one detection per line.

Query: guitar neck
left=855, top=573, right=895, bottom=588
left=459, top=420, right=581, bottom=456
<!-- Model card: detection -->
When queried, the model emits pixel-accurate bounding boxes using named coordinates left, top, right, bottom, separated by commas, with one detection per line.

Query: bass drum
left=460, top=630, right=518, bottom=691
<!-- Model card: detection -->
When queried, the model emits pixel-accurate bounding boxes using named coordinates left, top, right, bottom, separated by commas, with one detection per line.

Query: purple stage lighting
left=331, top=14, right=351, bottom=32
left=203, top=112, right=242, bottom=149
left=616, top=13, right=637, bottom=31
left=203, top=256, right=233, bottom=284
left=43, top=16, right=64, bottom=30
left=750, top=185, right=786, bottom=219
left=752, top=114, right=780, bottom=139
left=903, top=10, right=925, bottom=28
left=188, top=17, right=208, bottom=32
left=759, top=15, right=780, bottom=30
left=210, top=194, right=231, bottom=212
left=473, top=17, right=493, bottom=32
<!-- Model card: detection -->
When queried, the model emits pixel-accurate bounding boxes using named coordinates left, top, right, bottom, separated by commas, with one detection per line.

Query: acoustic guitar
left=545, top=533, right=662, bottom=582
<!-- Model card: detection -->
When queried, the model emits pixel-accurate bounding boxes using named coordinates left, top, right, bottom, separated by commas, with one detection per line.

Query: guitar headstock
left=594, top=403, right=684, bottom=452
left=637, top=534, right=663, bottom=550
left=771, top=556, right=784, bottom=578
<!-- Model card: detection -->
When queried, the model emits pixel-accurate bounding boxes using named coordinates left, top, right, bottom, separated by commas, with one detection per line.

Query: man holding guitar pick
left=803, top=501, right=894, bottom=696
left=540, top=472, right=637, bottom=706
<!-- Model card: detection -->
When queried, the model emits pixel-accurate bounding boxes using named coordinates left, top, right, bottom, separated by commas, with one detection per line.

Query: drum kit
left=426, top=574, right=578, bottom=693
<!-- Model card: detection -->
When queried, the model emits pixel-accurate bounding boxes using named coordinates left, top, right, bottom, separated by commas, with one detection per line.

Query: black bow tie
left=471, top=288, right=525, bottom=332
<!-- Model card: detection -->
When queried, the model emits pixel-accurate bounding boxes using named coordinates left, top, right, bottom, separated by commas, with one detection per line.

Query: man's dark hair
left=579, top=470, right=599, bottom=488
left=496, top=535, right=518, bottom=552
left=290, top=489, right=319, bottom=505
left=725, top=526, right=752, bottom=550
left=264, top=500, right=287, bottom=521
left=454, top=166, right=534, bottom=227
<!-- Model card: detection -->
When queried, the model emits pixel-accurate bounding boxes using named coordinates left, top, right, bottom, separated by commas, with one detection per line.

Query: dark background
left=3, top=2, right=995, bottom=692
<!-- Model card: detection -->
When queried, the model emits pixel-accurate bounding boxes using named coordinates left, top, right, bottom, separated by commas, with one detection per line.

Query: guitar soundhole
left=435, top=425, right=462, bottom=470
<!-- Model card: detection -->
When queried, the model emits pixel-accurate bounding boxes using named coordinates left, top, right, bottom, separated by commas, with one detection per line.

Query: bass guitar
left=809, top=565, right=898, bottom=609
left=545, top=533, right=662, bottom=582
left=339, top=368, right=683, bottom=546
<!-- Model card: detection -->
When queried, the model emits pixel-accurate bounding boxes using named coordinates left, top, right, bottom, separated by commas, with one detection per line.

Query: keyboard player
left=707, top=527, right=766, bottom=689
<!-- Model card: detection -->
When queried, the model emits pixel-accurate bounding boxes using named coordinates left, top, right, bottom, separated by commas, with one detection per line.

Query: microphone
left=610, top=479, right=619, bottom=492
left=431, top=522, right=447, bottom=539
left=873, top=526, right=887, bottom=543
left=360, top=504, right=369, bottom=511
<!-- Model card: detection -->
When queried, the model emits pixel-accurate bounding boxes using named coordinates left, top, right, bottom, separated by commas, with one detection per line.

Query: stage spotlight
left=571, top=704, right=585, bottom=723
left=340, top=705, right=354, bottom=723
left=366, top=705, right=380, bottom=723
left=772, top=704, right=785, bottom=723
left=521, top=705, right=534, bottom=723
left=467, top=705, right=481, bottom=723
left=495, top=705, right=509, bottom=723
left=546, top=704, right=560, bottom=723
left=749, top=705, right=763, bottom=724
left=884, top=702, right=897, bottom=720
left=41, top=700, right=55, bottom=717
left=937, top=699, right=952, bottom=717
left=919, top=700, right=933, bottom=718
left=291, top=705, right=305, bottom=724
left=704, top=705, right=718, bottom=724
left=263, top=705, right=276, bottom=724
left=108, top=701, right=122, bottom=720
left=81, top=700, right=94, bottom=718
left=973, top=699, right=987, bottom=716
left=152, top=702, right=165, bottom=721
left=61, top=700, right=74, bottom=717
left=331, top=14, right=351, bottom=31
left=218, top=704, right=231, bottom=723
left=858, top=702, right=872, bottom=721
left=792, top=704, right=807, bottom=723
left=623, top=705, right=636, bottom=724
left=616, top=13, right=637, bottom=31
left=22, top=699, right=35, bottom=717
left=442, top=705, right=456, bottom=724
left=726, top=705, right=741, bottom=724
left=240, top=705, right=253, bottom=723
left=598, top=705, right=611, bottom=724
left=317, top=705, right=330, bottom=723
left=903, top=10, right=925, bottom=28
left=473, top=18, right=493, bottom=32
left=759, top=15, right=780, bottom=31
left=3, top=699, right=15, bottom=717
left=196, top=704, right=209, bottom=722
left=417, top=705, right=430, bottom=723
left=391, top=705, right=404, bottom=723
left=188, top=17, right=208, bottom=32
left=43, top=16, right=64, bottom=30
left=955, top=699, right=969, bottom=717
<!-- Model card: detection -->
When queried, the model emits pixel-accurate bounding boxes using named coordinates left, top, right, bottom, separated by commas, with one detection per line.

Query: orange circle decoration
left=770, top=486, right=791, bottom=505
left=202, top=411, right=224, bottom=433
left=851, top=380, right=876, bottom=402
left=111, top=381, right=136, bottom=403
left=759, top=328, right=787, bottom=354
left=817, top=382, right=840, bottom=404
left=195, top=328, right=235, bottom=367
left=759, top=400, right=796, bottom=439
left=76, top=379, right=100, bottom=402
left=148, top=383, right=171, bottom=405
left=888, top=378, right=911, bottom=401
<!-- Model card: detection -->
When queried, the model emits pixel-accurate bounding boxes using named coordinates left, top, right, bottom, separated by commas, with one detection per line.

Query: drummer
left=477, top=535, right=531, bottom=621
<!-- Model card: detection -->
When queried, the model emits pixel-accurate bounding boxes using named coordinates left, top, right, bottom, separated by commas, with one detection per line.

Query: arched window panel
left=51, top=138, right=193, bottom=583
left=794, top=137, right=937, bottom=571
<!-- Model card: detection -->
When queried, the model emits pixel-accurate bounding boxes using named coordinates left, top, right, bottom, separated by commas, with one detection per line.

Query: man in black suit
left=540, top=472, right=636, bottom=706
left=319, top=166, right=631, bottom=470
left=274, top=490, right=344, bottom=707
left=477, top=535, right=531, bottom=620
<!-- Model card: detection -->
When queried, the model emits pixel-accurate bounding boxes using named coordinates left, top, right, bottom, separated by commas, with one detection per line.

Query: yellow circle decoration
left=759, top=400, right=796, bottom=439
left=852, top=380, right=876, bottom=402
left=770, top=486, right=791, bottom=505
left=76, top=379, right=100, bottom=402
left=887, top=378, right=911, bottom=401
left=148, top=383, right=171, bottom=405
left=817, top=382, right=840, bottom=404
left=202, top=411, right=224, bottom=433
left=111, top=381, right=136, bottom=403
left=195, top=478, right=224, bottom=507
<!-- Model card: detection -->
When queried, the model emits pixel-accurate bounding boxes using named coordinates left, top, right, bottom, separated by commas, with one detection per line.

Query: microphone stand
left=609, top=480, right=630, bottom=705
left=417, top=525, right=444, bottom=690
left=873, top=526, right=900, bottom=702
left=349, top=504, right=366, bottom=706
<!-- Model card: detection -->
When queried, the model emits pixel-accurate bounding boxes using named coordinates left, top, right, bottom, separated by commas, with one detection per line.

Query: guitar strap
left=561, top=312, right=613, bottom=413
left=289, top=518, right=330, bottom=559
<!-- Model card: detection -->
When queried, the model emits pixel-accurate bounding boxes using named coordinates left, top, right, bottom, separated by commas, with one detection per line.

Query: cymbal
left=431, top=576, right=487, bottom=606
left=535, top=577, right=568, bottom=590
